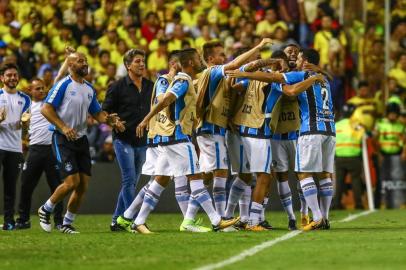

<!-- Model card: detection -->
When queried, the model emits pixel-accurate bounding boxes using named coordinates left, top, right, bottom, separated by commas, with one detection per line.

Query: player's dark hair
left=301, top=49, right=320, bottom=65
left=0, top=62, right=19, bottom=75
left=203, top=41, right=223, bottom=62
left=283, top=43, right=300, bottom=51
left=271, top=50, right=288, bottom=62
left=168, top=50, right=180, bottom=62
left=179, top=48, right=198, bottom=67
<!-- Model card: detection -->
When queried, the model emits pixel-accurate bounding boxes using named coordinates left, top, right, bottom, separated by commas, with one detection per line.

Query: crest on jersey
left=18, top=101, right=23, bottom=105
left=88, top=93, right=92, bottom=101
left=161, top=79, right=168, bottom=85
left=195, top=161, right=200, bottom=170
left=65, top=162, right=73, bottom=172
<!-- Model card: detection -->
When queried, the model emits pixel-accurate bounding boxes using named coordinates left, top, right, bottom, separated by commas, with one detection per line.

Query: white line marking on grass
left=339, top=210, right=376, bottom=223
left=194, top=210, right=375, bottom=270
left=195, top=230, right=302, bottom=270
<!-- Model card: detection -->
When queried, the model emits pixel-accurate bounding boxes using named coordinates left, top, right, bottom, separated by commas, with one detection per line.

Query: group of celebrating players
left=110, top=38, right=335, bottom=234
left=0, top=37, right=335, bottom=234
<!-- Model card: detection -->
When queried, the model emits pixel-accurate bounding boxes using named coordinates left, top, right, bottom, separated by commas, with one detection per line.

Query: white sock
left=239, top=185, right=251, bottom=223
left=300, top=177, right=322, bottom=222
left=63, top=211, right=76, bottom=226
left=174, top=176, right=190, bottom=217
left=225, top=177, right=247, bottom=218
left=43, top=199, right=55, bottom=213
left=190, top=180, right=221, bottom=226
left=319, top=178, right=333, bottom=220
left=123, top=180, right=152, bottom=219
left=297, top=181, right=308, bottom=215
left=277, top=181, right=295, bottom=220
left=185, top=196, right=200, bottom=220
left=249, top=202, right=263, bottom=226
left=213, top=177, right=227, bottom=217
left=134, top=181, right=165, bottom=225
left=260, top=197, right=269, bottom=222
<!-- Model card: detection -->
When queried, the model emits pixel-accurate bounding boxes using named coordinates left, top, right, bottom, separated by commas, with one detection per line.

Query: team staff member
left=102, top=49, right=154, bottom=231
left=16, top=78, right=63, bottom=230
left=374, top=103, right=406, bottom=208
left=334, top=103, right=365, bottom=210
left=38, top=52, right=125, bottom=234
left=0, top=63, right=31, bottom=230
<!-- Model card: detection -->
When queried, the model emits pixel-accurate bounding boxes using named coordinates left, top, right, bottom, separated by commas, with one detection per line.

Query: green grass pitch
left=1, top=210, right=405, bottom=270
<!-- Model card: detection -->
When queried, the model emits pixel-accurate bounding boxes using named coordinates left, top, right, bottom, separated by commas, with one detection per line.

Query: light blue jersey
left=160, top=72, right=193, bottom=145
left=197, top=65, right=227, bottom=136
left=148, top=76, right=171, bottom=146
left=283, top=71, right=335, bottom=136
left=235, top=79, right=283, bottom=139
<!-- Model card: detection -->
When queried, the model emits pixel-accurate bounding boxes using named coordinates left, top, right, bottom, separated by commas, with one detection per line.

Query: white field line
left=194, top=210, right=375, bottom=270
left=339, top=210, right=376, bottom=223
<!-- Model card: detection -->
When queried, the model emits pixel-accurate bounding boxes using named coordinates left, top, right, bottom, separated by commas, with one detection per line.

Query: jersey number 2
left=320, top=87, right=330, bottom=110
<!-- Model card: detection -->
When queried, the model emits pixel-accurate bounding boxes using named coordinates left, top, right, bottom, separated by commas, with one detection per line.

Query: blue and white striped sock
left=249, top=202, right=263, bottom=226
left=297, top=181, right=308, bottom=215
left=300, top=177, right=322, bottom=222
left=43, top=199, right=55, bottom=213
left=277, top=181, right=295, bottom=220
left=319, top=178, right=334, bottom=220
left=63, top=211, right=76, bottom=226
left=134, top=181, right=165, bottom=226
left=260, top=197, right=269, bottom=222
left=213, top=177, right=227, bottom=217
left=225, top=177, right=247, bottom=218
left=123, top=179, right=152, bottom=219
left=239, top=185, right=252, bottom=223
left=190, top=180, right=221, bottom=226
left=185, top=195, right=200, bottom=220
left=174, top=176, right=190, bottom=217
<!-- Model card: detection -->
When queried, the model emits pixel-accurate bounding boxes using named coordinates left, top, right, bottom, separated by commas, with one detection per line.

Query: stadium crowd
left=0, top=0, right=405, bottom=232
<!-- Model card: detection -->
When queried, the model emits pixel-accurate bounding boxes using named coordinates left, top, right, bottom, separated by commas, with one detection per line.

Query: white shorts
left=270, top=139, right=297, bottom=172
left=295, top=134, right=336, bottom=173
left=196, top=134, right=228, bottom=172
left=227, top=133, right=271, bottom=174
left=155, top=142, right=200, bottom=177
left=141, top=146, right=159, bottom=175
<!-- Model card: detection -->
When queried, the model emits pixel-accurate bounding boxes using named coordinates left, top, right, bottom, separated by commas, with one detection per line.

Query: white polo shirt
left=0, top=89, right=31, bottom=153
left=45, top=75, right=101, bottom=138
left=29, top=101, right=52, bottom=145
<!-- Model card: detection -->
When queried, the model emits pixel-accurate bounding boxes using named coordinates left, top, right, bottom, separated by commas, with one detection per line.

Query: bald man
left=38, top=52, right=126, bottom=234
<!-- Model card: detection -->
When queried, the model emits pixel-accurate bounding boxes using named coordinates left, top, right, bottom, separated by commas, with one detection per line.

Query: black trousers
left=0, top=149, right=23, bottom=224
left=18, top=145, right=63, bottom=224
left=334, top=156, right=364, bottom=209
